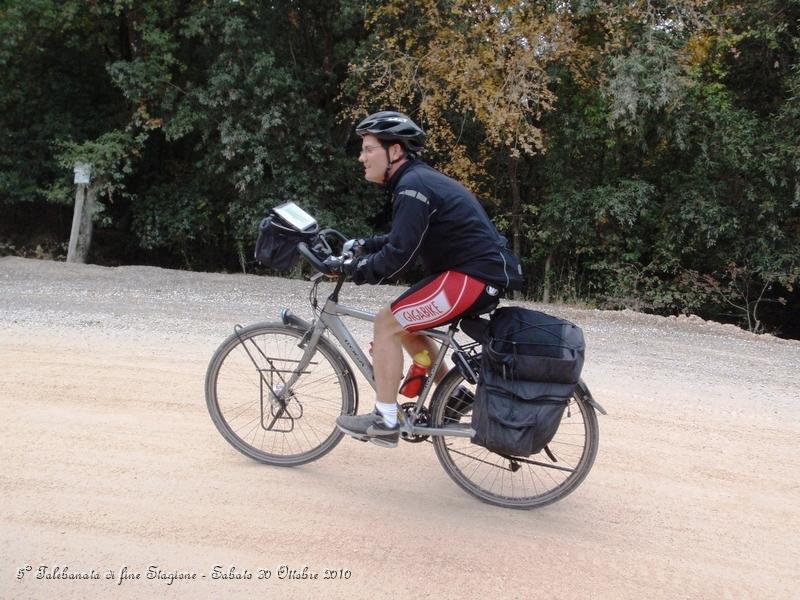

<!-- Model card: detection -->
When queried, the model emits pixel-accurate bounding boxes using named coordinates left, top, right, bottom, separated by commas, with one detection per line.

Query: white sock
left=375, top=401, right=397, bottom=427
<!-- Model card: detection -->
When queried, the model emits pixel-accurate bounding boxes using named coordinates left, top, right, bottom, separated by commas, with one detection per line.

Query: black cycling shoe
left=444, top=385, right=474, bottom=423
left=336, top=408, right=400, bottom=448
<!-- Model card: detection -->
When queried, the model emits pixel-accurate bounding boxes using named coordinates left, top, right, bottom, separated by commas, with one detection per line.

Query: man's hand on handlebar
left=297, top=231, right=364, bottom=281
left=342, top=238, right=366, bottom=258
left=322, top=255, right=359, bottom=279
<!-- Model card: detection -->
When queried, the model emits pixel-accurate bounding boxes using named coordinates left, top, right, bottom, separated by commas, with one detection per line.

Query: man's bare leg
left=400, top=332, right=449, bottom=383
left=334, top=305, right=456, bottom=446
left=372, top=305, right=406, bottom=405
left=334, top=305, right=405, bottom=447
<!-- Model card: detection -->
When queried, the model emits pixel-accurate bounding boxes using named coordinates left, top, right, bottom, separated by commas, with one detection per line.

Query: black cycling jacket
left=352, top=159, right=523, bottom=290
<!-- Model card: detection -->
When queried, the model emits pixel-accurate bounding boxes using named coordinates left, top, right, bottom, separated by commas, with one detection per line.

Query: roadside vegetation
left=1, top=1, right=797, bottom=336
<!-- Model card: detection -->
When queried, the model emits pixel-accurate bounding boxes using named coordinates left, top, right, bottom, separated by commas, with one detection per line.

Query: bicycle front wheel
left=430, top=368, right=599, bottom=509
left=205, top=322, right=355, bottom=466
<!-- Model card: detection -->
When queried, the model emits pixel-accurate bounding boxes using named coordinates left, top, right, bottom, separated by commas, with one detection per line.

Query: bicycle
left=205, top=228, right=606, bottom=509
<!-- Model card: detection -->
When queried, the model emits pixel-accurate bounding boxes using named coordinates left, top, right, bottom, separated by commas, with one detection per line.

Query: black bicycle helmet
left=355, top=111, right=426, bottom=154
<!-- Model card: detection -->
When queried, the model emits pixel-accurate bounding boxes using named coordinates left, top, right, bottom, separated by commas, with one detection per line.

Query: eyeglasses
left=359, top=145, right=382, bottom=157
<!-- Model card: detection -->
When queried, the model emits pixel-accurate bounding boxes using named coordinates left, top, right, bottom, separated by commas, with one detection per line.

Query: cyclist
left=333, top=110, right=523, bottom=447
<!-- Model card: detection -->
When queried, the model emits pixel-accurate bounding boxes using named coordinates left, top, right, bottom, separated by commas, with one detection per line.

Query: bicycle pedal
left=368, top=437, right=398, bottom=448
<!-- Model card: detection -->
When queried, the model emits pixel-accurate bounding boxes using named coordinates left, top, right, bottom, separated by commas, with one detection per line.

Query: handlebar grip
left=297, top=242, right=331, bottom=275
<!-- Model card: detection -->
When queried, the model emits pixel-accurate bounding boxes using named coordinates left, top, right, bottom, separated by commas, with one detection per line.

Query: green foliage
left=2, top=0, right=381, bottom=268
left=53, top=130, right=145, bottom=204
left=0, top=0, right=127, bottom=206
left=1, top=0, right=798, bottom=335
left=522, top=0, right=800, bottom=333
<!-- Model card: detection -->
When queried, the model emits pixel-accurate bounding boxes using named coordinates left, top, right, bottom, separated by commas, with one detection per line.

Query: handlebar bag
left=254, top=215, right=318, bottom=271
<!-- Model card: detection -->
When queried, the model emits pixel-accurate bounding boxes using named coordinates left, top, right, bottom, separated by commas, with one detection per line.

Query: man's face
left=358, top=134, right=387, bottom=184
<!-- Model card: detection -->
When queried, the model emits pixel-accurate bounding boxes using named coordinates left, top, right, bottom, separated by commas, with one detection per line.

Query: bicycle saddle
left=459, top=298, right=498, bottom=344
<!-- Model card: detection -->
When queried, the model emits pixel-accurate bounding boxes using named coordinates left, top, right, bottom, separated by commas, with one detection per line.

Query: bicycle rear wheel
left=205, top=322, right=355, bottom=466
left=430, top=368, right=599, bottom=509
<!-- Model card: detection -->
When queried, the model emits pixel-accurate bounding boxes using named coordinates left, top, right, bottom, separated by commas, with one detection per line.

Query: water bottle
left=399, top=350, right=432, bottom=398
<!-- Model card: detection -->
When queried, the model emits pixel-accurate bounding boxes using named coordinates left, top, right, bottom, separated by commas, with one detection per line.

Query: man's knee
left=375, top=306, right=404, bottom=338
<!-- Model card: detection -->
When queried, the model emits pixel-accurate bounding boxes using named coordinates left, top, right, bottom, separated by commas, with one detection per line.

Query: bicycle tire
left=205, top=322, right=356, bottom=466
left=430, top=367, right=599, bottom=509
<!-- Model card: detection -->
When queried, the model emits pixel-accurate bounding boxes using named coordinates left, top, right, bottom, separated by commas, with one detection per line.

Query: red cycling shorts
left=391, top=271, right=500, bottom=332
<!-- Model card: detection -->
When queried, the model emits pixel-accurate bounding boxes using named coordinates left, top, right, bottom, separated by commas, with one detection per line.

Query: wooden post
left=66, top=184, right=86, bottom=262
left=67, top=163, right=94, bottom=263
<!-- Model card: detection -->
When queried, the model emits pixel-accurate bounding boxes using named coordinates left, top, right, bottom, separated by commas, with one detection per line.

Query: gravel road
left=1, top=256, right=798, bottom=599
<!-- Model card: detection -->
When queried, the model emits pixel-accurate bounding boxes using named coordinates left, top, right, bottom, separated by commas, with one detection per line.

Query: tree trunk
left=543, top=251, right=552, bottom=304
left=508, top=156, right=522, bottom=300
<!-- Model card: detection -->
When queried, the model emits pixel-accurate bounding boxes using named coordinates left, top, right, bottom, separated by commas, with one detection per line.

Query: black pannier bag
left=254, top=208, right=319, bottom=271
left=471, top=307, right=585, bottom=457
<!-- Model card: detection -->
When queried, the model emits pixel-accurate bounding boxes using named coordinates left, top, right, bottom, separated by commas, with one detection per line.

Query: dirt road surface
left=1, top=257, right=798, bottom=599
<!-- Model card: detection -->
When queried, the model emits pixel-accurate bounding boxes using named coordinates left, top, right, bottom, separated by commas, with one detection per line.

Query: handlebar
left=297, top=242, right=333, bottom=275
left=296, top=228, right=354, bottom=278
left=318, top=228, right=348, bottom=243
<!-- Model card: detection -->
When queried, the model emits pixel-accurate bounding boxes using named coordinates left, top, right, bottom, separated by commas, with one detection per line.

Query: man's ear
left=390, top=143, right=406, bottom=162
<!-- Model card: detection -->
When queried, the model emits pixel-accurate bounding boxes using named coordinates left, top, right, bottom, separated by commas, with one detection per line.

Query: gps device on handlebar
left=271, top=201, right=317, bottom=233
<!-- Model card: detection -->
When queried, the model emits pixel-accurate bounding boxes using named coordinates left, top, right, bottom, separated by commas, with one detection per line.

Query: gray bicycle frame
left=286, top=292, right=474, bottom=439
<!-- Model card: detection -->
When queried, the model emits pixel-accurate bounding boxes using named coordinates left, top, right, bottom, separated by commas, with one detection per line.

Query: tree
left=345, top=1, right=589, bottom=291
left=1, top=0, right=797, bottom=334
left=1, top=0, right=380, bottom=268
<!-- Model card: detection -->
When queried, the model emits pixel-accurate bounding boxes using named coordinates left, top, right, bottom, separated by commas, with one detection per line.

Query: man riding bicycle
left=334, top=111, right=523, bottom=447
